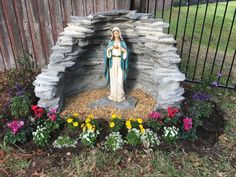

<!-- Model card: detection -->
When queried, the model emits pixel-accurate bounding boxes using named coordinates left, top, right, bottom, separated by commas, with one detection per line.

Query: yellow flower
left=126, top=120, right=132, bottom=129
left=83, top=126, right=86, bottom=132
left=73, top=122, right=79, bottom=127
left=88, top=114, right=94, bottom=119
left=137, top=118, right=143, bottom=124
left=127, top=124, right=132, bottom=130
left=67, top=118, right=73, bottom=123
left=140, top=128, right=145, bottom=134
left=72, top=113, right=79, bottom=117
left=81, top=123, right=85, bottom=128
left=91, top=127, right=95, bottom=132
left=139, top=124, right=144, bottom=129
left=85, top=118, right=91, bottom=123
left=111, top=113, right=117, bottom=119
left=128, top=117, right=134, bottom=121
left=126, top=120, right=131, bottom=126
left=118, top=115, right=122, bottom=119
left=110, top=122, right=115, bottom=128
left=86, top=123, right=93, bottom=130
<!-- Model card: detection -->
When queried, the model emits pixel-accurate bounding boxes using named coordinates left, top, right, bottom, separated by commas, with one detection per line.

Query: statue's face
left=113, top=30, right=120, bottom=39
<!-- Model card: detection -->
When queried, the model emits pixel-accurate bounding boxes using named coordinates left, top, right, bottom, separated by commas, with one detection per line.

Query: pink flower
left=47, top=107, right=58, bottom=122
left=183, top=117, right=192, bottom=131
left=147, top=111, right=161, bottom=119
left=167, top=107, right=179, bottom=118
left=50, top=114, right=57, bottom=122
left=7, top=120, right=24, bottom=135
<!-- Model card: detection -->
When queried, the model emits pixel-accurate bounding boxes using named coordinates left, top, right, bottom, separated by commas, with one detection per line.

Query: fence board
left=37, top=0, right=54, bottom=62
left=48, top=0, right=64, bottom=43
left=61, top=0, right=73, bottom=27
left=0, top=0, right=15, bottom=70
left=0, top=48, right=6, bottom=71
left=86, top=0, right=95, bottom=15
left=1, top=0, right=24, bottom=66
left=25, top=0, right=46, bottom=67
left=12, top=0, right=27, bottom=51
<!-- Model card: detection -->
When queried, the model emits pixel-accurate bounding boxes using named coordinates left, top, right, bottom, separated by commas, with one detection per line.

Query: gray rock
left=89, top=96, right=138, bottom=110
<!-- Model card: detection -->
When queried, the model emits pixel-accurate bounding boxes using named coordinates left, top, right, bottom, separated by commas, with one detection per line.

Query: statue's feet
left=108, top=94, right=126, bottom=102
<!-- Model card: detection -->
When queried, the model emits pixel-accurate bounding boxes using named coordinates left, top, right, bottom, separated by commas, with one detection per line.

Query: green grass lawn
left=157, top=1, right=236, bottom=54
left=156, top=1, right=236, bottom=87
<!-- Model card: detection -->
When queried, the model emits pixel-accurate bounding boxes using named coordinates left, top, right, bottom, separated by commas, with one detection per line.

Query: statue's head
left=111, top=27, right=123, bottom=41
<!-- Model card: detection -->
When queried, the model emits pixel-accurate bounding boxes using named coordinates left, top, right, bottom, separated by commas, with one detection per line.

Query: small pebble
left=66, top=152, right=71, bottom=156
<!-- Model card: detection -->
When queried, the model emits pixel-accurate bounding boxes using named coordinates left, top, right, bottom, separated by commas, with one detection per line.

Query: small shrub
left=4, top=131, right=27, bottom=145
left=79, top=129, right=100, bottom=148
left=125, top=128, right=142, bottom=147
left=10, top=95, right=32, bottom=118
left=32, top=125, right=50, bottom=147
left=53, top=135, right=77, bottom=148
left=141, top=129, right=160, bottom=149
left=163, top=126, right=179, bottom=143
left=103, top=132, right=124, bottom=152
left=109, top=113, right=124, bottom=132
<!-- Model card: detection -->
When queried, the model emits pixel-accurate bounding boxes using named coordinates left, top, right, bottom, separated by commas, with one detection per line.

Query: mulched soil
left=61, top=88, right=156, bottom=119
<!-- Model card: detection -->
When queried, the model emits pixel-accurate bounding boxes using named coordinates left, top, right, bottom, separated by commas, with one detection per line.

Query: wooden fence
left=0, top=0, right=133, bottom=71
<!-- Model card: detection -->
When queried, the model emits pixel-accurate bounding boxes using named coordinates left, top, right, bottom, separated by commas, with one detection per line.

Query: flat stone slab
left=89, top=96, right=138, bottom=110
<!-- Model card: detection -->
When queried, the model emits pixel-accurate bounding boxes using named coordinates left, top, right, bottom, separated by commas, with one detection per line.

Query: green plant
left=79, top=129, right=100, bottom=148
left=140, top=129, right=160, bottom=149
left=163, top=126, right=179, bottom=143
left=44, top=119, right=62, bottom=132
left=146, top=119, right=163, bottom=132
left=53, top=135, right=78, bottom=148
left=10, top=95, right=32, bottom=118
left=109, top=116, right=125, bottom=132
left=179, top=127, right=197, bottom=141
left=103, top=132, right=124, bottom=152
left=125, top=128, right=142, bottom=147
left=190, top=101, right=213, bottom=121
left=32, top=125, right=51, bottom=147
left=3, top=131, right=27, bottom=145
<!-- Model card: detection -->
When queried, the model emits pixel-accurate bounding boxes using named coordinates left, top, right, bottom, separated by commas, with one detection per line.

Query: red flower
left=31, top=105, right=38, bottom=111
left=31, top=105, right=44, bottom=119
left=183, top=117, right=192, bottom=131
left=35, top=108, right=44, bottom=118
left=167, top=107, right=179, bottom=118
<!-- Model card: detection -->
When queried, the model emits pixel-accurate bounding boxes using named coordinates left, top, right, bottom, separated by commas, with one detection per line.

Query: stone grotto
left=33, top=10, right=186, bottom=111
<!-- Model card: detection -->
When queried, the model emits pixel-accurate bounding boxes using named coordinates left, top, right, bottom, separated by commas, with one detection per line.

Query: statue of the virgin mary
left=104, top=27, right=129, bottom=102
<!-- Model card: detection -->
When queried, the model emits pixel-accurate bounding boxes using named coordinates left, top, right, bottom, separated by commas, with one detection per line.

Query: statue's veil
left=110, top=27, right=124, bottom=41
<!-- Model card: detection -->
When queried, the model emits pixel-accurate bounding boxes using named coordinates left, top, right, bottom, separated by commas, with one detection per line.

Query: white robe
left=106, top=42, right=127, bottom=102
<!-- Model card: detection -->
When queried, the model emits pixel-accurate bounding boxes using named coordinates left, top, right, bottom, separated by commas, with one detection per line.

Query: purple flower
left=217, top=72, right=222, bottom=77
left=212, top=81, right=219, bottom=87
left=7, top=120, right=24, bottom=135
left=192, top=92, right=210, bottom=101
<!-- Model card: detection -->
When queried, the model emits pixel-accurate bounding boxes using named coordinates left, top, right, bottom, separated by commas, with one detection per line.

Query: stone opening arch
left=33, top=10, right=185, bottom=111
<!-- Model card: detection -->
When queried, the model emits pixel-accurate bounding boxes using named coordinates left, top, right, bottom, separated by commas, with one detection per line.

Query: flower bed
left=0, top=59, right=226, bottom=154
left=0, top=92, right=225, bottom=154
